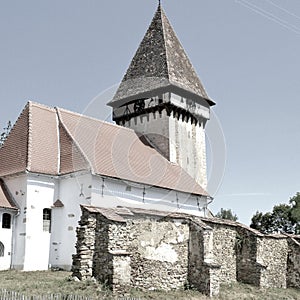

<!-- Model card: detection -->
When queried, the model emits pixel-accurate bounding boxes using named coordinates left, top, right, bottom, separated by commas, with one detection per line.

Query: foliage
left=290, top=192, right=300, bottom=233
left=250, top=193, right=300, bottom=234
left=0, top=121, right=12, bottom=147
left=215, top=208, right=238, bottom=221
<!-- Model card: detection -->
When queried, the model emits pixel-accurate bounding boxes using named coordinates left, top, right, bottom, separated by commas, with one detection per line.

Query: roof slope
left=0, top=179, right=17, bottom=210
left=0, top=104, right=29, bottom=176
left=0, top=102, right=209, bottom=197
left=109, top=4, right=213, bottom=107
left=0, top=102, right=60, bottom=176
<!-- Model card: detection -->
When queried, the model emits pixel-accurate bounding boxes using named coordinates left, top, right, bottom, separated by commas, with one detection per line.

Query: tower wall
left=122, top=109, right=170, bottom=160
left=169, top=113, right=207, bottom=189
left=116, top=93, right=209, bottom=189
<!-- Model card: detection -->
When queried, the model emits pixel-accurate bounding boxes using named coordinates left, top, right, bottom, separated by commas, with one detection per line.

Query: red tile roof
left=0, top=179, right=17, bottom=210
left=0, top=102, right=209, bottom=197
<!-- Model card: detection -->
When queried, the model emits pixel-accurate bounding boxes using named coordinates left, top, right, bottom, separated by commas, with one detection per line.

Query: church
left=0, top=4, right=214, bottom=272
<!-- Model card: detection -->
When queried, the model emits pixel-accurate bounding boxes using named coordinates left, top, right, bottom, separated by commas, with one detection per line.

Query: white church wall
left=4, top=175, right=27, bottom=270
left=50, top=172, right=92, bottom=270
left=22, top=175, right=56, bottom=271
left=91, top=175, right=208, bottom=217
left=0, top=210, right=14, bottom=270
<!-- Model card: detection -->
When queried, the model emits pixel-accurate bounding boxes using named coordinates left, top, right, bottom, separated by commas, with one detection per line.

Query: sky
left=0, top=0, right=300, bottom=224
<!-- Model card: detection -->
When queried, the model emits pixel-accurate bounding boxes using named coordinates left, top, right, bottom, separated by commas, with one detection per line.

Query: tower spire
left=108, top=5, right=214, bottom=189
left=109, top=5, right=214, bottom=108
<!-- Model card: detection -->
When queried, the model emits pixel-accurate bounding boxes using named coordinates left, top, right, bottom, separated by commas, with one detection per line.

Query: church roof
left=0, top=179, right=17, bottom=210
left=0, top=101, right=209, bottom=197
left=109, top=4, right=214, bottom=107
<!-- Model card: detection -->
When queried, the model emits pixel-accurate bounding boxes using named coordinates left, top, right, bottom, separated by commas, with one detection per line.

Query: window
left=43, top=208, right=51, bottom=233
left=0, top=242, right=4, bottom=257
left=2, top=213, right=11, bottom=229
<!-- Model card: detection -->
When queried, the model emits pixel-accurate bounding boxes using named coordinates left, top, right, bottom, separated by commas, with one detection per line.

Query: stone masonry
left=72, top=206, right=300, bottom=297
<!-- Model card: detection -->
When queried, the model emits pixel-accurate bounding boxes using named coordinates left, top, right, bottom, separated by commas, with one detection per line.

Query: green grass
left=0, top=270, right=299, bottom=299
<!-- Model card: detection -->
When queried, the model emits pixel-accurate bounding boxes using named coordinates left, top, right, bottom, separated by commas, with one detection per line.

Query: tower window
left=43, top=208, right=51, bottom=233
left=0, top=242, right=4, bottom=257
left=2, top=213, right=11, bottom=229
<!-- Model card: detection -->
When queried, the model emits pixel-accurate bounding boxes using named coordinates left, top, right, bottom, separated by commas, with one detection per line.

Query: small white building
left=0, top=3, right=215, bottom=271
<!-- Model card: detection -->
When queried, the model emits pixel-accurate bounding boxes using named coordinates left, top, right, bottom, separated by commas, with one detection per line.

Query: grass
left=0, top=270, right=300, bottom=299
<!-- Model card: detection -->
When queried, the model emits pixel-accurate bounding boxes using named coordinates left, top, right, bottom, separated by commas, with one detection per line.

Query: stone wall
left=202, top=221, right=237, bottom=283
left=72, top=209, right=96, bottom=280
left=73, top=206, right=300, bottom=297
left=126, top=218, right=190, bottom=291
left=188, top=222, right=220, bottom=297
left=236, top=227, right=260, bottom=286
left=287, top=237, right=300, bottom=289
left=201, top=218, right=300, bottom=291
left=256, top=236, right=288, bottom=288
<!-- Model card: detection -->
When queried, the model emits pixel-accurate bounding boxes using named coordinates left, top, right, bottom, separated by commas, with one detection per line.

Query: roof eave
left=108, top=83, right=215, bottom=108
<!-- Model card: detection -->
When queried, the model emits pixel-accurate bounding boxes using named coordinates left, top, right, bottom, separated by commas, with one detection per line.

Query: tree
left=0, top=121, right=12, bottom=147
left=215, top=208, right=238, bottom=221
left=250, top=194, right=300, bottom=234
left=290, top=192, right=300, bottom=233
left=250, top=211, right=274, bottom=234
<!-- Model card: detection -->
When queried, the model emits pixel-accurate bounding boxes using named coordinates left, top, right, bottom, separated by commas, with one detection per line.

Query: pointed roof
left=0, top=102, right=209, bottom=197
left=109, top=4, right=214, bottom=107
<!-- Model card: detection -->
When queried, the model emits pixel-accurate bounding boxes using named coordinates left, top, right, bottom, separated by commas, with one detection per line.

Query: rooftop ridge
left=26, top=102, right=33, bottom=171
left=56, top=106, right=138, bottom=134
left=27, top=100, right=56, bottom=112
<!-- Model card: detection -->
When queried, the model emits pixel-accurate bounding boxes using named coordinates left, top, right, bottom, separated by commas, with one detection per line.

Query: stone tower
left=108, top=4, right=215, bottom=189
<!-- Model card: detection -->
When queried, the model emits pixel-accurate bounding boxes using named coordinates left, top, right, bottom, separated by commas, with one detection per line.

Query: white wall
left=169, top=112, right=207, bottom=189
left=22, top=175, right=56, bottom=271
left=4, top=175, right=27, bottom=270
left=0, top=210, right=14, bottom=270
left=50, top=173, right=92, bottom=270
left=91, top=175, right=208, bottom=216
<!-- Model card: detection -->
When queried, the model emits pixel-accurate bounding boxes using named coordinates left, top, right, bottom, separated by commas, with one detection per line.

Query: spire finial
left=158, top=0, right=161, bottom=6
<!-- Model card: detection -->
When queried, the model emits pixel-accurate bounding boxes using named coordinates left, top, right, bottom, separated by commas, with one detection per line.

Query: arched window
left=2, top=213, right=11, bottom=229
left=43, top=208, right=51, bottom=233
left=0, top=242, right=4, bottom=257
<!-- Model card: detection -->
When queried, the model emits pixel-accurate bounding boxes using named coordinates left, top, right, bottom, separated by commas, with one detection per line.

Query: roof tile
left=109, top=4, right=213, bottom=107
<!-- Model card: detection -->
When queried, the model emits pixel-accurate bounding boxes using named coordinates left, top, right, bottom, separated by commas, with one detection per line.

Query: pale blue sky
left=0, top=0, right=300, bottom=224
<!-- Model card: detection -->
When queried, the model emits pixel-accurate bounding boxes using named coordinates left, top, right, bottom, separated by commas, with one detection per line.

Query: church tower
left=108, top=4, right=215, bottom=190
